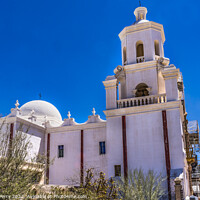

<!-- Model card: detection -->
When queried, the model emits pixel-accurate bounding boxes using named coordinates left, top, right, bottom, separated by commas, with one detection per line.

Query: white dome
left=20, top=100, right=62, bottom=121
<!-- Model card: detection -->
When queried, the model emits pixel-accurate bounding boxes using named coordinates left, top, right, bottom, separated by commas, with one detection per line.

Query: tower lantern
left=134, top=7, right=147, bottom=21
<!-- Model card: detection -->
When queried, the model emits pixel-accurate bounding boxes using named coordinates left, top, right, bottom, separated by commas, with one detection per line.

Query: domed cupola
left=20, top=100, right=62, bottom=126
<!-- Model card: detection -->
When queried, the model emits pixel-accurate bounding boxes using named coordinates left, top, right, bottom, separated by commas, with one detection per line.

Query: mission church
left=1, top=5, right=193, bottom=199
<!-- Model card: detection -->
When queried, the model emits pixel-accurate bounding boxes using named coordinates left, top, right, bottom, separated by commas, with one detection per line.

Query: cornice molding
left=0, top=116, right=45, bottom=131
left=103, top=79, right=118, bottom=89
left=119, top=21, right=165, bottom=43
left=104, top=101, right=181, bottom=118
left=48, top=122, right=106, bottom=133
left=123, top=60, right=157, bottom=74
left=162, top=68, right=180, bottom=80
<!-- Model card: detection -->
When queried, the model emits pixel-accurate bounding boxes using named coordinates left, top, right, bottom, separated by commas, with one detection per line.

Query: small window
left=154, top=40, right=160, bottom=56
left=136, top=41, right=144, bottom=57
left=114, top=165, right=121, bottom=177
left=99, top=141, right=106, bottom=155
left=58, top=145, right=64, bottom=158
left=123, top=47, right=127, bottom=65
left=136, top=41, right=144, bottom=63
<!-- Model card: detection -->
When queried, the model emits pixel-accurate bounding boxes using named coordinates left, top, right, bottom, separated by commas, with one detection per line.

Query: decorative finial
left=30, top=110, right=35, bottom=116
left=15, top=100, right=19, bottom=108
left=67, top=111, right=71, bottom=119
left=134, top=6, right=147, bottom=21
left=28, top=110, right=36, bottom=122
left=139, top=0, right=141, bottom=6
left=92, top=108, right=96, bottom=116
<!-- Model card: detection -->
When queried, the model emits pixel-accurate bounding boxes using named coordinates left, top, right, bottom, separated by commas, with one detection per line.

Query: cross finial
left=39, top=93, right=42, bottom=100
left=67, top=111, right=71, bottom=119
left=92, top=108, right=96, bottom=116
left=139, top=0, right=141, bottom=6
left=15, top=100, right=19, bottom=108
left=30, top=110, right=35, bottom=116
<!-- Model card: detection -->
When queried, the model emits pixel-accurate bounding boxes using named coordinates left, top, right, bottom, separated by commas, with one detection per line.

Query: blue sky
left=0, top=0, right=199, bottom=123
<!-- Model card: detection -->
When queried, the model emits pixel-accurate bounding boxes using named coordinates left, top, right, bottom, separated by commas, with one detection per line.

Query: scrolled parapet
left=86, top=108, right=105, bottom=124
left=61, top=111, right=78, bottom=126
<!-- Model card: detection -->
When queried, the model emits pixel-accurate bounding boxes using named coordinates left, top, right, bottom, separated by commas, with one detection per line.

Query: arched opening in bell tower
left=123, top=47, right=127, bottom=65
left=135, top=83, right=149, bottom=97
left=154, top=40, right=160, bottom=56
left=136, top=41, right=144, bottom=63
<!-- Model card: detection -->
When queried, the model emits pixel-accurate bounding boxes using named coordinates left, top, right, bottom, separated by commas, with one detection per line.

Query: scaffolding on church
left=186, top=120, right=200, bottom=197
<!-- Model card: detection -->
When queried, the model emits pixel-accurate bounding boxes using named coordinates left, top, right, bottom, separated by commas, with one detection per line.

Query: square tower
left=103, top=6, right=189, bottom=199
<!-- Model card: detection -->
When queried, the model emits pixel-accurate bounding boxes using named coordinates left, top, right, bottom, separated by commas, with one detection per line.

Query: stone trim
left=48, top=122, right=106, bottom=133
left=119, top=21, right=165, bottom=43
left=103, top=79, right=118, bottom=89
left=162, top=69, right=180, bottom=80
left=104, top=101, right=181, bottom=117
left=46, top=133, right=50, bottom=184
left=122, top=116, right=128, bottom=179
left=80, top=130, right=84, bottom=185
left=162, top=110, right=171, bottom=200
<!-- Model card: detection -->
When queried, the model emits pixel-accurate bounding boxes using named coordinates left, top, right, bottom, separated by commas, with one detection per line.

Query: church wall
left=49, top=130, right=81, bottom=185
left=165, top=78, right=179, bottom=101
left=125, top=68, right=158, bottom=98
left=126, top=29, right=155, bottom=64
left=83, top=127, right=107, bottom=176
left=166, top=109, right=185, bottom=169
left=49, top=125, right=107, bottom=185
left=15, top=121, right=45, bottom=162
left=150, top=29, right=164, bottom=58
left=106, top=117, right=123, bottom=177
left=126, top=111, right=166, bottom=175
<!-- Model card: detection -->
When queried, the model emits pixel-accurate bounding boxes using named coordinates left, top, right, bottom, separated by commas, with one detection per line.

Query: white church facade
left=1, top=6, right=193, bottom=199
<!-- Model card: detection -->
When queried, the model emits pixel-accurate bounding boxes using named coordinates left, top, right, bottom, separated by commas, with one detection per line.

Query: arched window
left=135, top=83, right=149, bottom=97
left=154, top=40, right=160, bottom=56
left=123, top=47, right=127, bottom=65
left=136, top=41, right=144, bottom=63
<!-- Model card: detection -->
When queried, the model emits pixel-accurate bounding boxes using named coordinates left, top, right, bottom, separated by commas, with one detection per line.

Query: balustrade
left=136, top=56, right=145, bottom=63
left=117, top=94, right=167, bottom=109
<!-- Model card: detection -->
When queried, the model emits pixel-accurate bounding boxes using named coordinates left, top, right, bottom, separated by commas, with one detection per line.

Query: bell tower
left=103, top=6, right=189, bottom=199
left=103, top=6, right=175, bottom=106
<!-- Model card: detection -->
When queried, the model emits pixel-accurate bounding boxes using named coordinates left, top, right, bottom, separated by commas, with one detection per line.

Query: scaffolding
left=187, top=120, right=200, bottom=197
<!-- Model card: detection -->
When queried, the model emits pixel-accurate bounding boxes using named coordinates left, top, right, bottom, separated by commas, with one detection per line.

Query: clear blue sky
left=0, top=0, right=199, bottom=123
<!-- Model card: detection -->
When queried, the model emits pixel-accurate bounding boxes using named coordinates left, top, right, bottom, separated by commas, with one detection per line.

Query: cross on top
left=92, top=108, right=96, bottom=116
left=15, top=100, right=19, bottom=108
left=139, top=0, right=141, bottom=6
left=30, top=110, right=35, bottom=116
left=67, top=111, right=71, bottom=119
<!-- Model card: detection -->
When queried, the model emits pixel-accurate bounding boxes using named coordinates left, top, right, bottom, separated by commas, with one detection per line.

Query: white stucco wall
left=49, top=130, right=81, bottom=185
left=15, top=121, right=45, bottom=162
left=121, top=28, right=163, bottom=65
left=49, top=125, right=107, bottom=185
left=126, top=111, right=166, bottom=174
left=84, top=127, right=107, bottom=176
left=165, top=78, right=179, bottom=101
left=106, top=116, right=123, bottom=177
left=125, top=68, right=158, bottom=98
left=167, top=109, right=185, bottom=169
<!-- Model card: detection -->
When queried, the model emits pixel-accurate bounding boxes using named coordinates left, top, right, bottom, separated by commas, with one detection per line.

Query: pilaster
left=162, top=68, right=179, bottom=101
left=103, top=77, right=118, bottom=110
